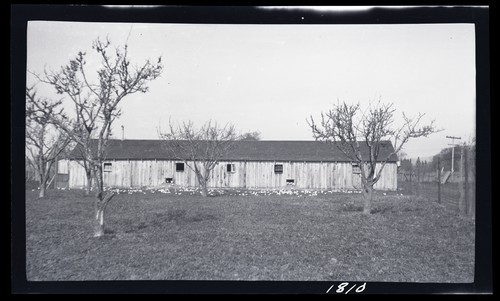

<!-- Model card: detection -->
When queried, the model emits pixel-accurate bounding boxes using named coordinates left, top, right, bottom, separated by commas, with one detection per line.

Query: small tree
left=30, top=37, right=163, bottom=236
left=26, top=87, right=70, bottom=198
left=239, top=131, right=261, bottom=141
left=308, top=101, right=437, bottom=214
left=158, top=120, right=237, bottom=197
left=416, top=157, right=422, bottom=182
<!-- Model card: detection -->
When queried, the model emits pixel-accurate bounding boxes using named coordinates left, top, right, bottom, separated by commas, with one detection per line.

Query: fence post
left=417, top=161, right=420, bottom=182
left=409, top=158, right=412, bottom=194
left=459, top=145, right=465, bottom=215
left=417, top=161, right=421, bottom=196
left=437, top=157, right=441, bottom=204
left=468, top=145, right=475, bottom=218
left=464, top=145, right=469, bottom=216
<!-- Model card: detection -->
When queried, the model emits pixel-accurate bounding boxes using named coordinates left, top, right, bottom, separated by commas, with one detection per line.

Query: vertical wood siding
left=373, top=163, right=397, bottom=191
left=57, top=159, right=69, bottom=174
left=67, top=159, right=397, bottom=191
left=68, top=160, right=87, bottom=188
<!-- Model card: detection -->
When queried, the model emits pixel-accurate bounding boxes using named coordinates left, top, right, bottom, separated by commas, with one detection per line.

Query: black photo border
left=10, top=3, right=492, bottom=295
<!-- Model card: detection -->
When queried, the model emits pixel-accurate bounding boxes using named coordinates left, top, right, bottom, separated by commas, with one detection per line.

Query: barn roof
left=68, top=139, right=399, bottom=162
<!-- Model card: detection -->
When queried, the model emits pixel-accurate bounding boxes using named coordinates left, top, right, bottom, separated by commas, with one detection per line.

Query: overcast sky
left=26, top=21, right=476, bottom=159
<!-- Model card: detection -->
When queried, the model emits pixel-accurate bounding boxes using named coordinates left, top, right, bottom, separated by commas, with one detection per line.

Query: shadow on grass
left=339, top=204, right=394, bottom=214
left=340, top=202, right=425, bottom=215
left=157, top=209, right=219, bottom=223
left=115, top=210, right=221, bottom=234
left=339, top=203, right=364, bottom=212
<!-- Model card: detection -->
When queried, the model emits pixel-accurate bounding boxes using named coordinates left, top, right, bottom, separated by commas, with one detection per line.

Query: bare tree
left=239, top=131, right=261, bottom=141
left=25, top=155, right=36, bottom=184
left=29, top=37, right=163, bottom=236
left=158, top=120, right=237, bottom=197
left=308, top=101, right=437, bottom=214
left=26, top=87, right=70, bottom=198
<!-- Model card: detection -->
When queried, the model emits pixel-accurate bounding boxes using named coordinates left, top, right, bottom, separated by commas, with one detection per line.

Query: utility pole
left=446, top=135, right=461, bottom=173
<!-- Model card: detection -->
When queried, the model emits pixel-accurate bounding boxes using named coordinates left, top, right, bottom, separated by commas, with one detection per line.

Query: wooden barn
left=57, top=140, right=399, bottom=191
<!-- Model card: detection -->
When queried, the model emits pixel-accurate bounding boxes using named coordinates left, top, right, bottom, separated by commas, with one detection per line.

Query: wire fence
left=398, top=144, right=475, bottom=218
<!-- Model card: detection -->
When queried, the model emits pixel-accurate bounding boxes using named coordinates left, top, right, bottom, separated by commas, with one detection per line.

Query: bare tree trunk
left=37, top=159, right=56, bottom=198
left=38, top=183, right=46, bottom=198
left=91, top=164, right=115, bottom=237
left=86, top=179, right=92, bottom=195
left=93, top=168, right=105, bottom=237
left=93, top=192, right=116, bottom=237
left=85, top=170, right=93, bottom=195
left=193, top=165, right=210, bottom=198
left=200, top=182, right=209, bottom=197
left=93, top=203, right=105, bottom=237
left=362, top=185, right=373, bottom=215
left=38, top=170, right=48, bottom=198
left=196, top=173, right=209, bottom=197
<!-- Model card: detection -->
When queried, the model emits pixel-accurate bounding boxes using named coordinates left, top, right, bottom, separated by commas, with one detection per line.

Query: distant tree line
left=399, top=142, right=475, bottom=175
left=399, top=157, right=433, bottom=174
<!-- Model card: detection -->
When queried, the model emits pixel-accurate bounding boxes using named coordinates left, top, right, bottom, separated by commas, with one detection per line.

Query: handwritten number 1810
left=327, top=282, right=366, bottom=294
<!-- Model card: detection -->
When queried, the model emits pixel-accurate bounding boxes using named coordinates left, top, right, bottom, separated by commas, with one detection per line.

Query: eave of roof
left=67, top=139, right=399, bottom=162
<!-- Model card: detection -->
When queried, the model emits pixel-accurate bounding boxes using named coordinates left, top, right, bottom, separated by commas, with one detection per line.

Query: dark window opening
left=352, top=163, right=361, bottom=174
left=103, top=162, right=112, bottom=172
left=165, top=177, right=173, bottom=184
left=286, top=179, right=295, bottom=185
left=274, top=164, right=283, bottom=174
left=227, top=163, right=236, bottom=173
left=175, top=162, right=185, bottom=172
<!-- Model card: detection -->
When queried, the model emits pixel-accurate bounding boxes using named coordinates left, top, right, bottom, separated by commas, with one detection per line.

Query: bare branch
left=159, top=119, right=237, bottom=196
left=28, top=36, right=163, bottom=232
left=26, top=87, right=72, bottom=196
left=308, top=99, right=437, bottom=192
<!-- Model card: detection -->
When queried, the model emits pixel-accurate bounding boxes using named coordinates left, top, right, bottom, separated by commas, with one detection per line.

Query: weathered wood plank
left=67, top=159, right=397, bottom=191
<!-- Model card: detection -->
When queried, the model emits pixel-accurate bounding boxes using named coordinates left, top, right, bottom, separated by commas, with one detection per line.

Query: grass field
left=25, top=188, right=475, bottom=282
